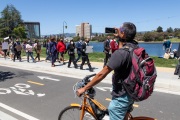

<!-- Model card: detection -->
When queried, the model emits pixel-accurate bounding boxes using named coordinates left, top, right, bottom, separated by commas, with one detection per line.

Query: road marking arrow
left=38, top=76, right=60, bottom=81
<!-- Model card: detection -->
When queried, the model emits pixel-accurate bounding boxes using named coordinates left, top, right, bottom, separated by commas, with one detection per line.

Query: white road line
left=0, top=102, right=39, bottom=120
left=0, top=111, right=18, bottom=120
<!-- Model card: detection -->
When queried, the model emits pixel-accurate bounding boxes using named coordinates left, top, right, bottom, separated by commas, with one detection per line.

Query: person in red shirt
left=110, top=38, right=119, bottom=54
left=57, top=38, right=66, bottom=64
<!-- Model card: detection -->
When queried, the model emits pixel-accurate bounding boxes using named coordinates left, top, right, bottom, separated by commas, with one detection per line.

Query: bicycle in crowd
left=58, top=74, right=156, bottom=120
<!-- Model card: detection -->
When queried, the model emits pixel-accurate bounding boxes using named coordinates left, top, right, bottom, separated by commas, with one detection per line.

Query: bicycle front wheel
left=58, top=106, right=97, bottom=120
left=132, top=116, right=155, bottom=120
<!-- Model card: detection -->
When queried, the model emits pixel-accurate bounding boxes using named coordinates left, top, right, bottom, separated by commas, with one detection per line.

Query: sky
left=0, top=0, right=180, bottom=35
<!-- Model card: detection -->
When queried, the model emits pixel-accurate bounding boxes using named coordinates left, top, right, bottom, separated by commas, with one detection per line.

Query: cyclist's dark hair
left=122, top=22, right=136, bottom=42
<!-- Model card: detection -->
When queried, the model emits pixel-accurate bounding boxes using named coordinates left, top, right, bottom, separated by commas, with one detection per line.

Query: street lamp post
left=63, top=21, right=67, bottom=40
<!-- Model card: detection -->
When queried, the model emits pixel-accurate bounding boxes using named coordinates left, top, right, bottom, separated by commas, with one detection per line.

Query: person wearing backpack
left=66, top=39, right=77, bottom=68
left=13, top=39, right=22, bottom=62
left=80, top=38, right=93, bottom=72
left=77, top=22, right=156, bottom=120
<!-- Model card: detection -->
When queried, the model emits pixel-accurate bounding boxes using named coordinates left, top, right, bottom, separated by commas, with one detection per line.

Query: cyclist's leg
left=108, top=93, right=134, bottom=120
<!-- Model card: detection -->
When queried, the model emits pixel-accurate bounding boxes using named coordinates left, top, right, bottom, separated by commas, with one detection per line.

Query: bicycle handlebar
left=73, top=74, right=96, bottom=98
left=82, top=73, right=96, bottom=84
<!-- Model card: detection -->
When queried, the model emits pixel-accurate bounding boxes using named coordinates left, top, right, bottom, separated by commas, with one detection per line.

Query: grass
left=151, top=56, right=178, bottom=68
left=170, top=38, right=180, bottom=42
left=23, top=48, right=178, bottom=68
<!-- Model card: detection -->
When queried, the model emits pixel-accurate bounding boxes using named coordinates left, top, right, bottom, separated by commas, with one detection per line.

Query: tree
left=13, top=25, right=27, bottom=39
left=0, top=4, right=23, bottom=37
left=174, top=28, right=180, bottom=32
left=73, top=36, right=80, bottom=42
left=143, top=32, right=154, bottom=42
left=157, top=26, right=163, bottom=32
left=166, top=27, right=173, bottom=33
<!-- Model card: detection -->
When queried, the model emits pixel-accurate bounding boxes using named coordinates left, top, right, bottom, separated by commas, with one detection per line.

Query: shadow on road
left=0, top=71, right=15, bottom=82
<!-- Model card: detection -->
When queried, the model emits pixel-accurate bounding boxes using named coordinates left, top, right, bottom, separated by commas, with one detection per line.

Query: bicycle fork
left=70, top=97, right=97, bottom=120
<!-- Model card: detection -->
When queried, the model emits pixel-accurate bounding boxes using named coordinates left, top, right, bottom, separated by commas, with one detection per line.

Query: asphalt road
left=0, top=66, right=179, bottom=120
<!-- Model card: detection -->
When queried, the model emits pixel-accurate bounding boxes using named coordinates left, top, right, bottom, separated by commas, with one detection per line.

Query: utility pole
left=63, top=21, right=67, bottom=40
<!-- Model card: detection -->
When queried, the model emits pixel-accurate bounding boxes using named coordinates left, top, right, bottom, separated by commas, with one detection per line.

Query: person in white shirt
left=26, top=40, right=35, bottom=63
left=2, top=40, right=9, bottom=59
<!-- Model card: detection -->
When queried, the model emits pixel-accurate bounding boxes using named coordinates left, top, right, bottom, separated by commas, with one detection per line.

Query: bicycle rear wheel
left=58, top=106, right=97, bottom=120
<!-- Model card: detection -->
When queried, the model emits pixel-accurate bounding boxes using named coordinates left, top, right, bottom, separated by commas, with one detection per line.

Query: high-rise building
left=76, top=23, right=92, bottom=39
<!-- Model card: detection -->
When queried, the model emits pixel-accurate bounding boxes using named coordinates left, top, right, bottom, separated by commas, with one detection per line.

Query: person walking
left=103, top=36, right=111, bottom=67
left=2, top=40, right=9, bottom=59
left=66, top=40, right=77, bottom=68
left=49, top=37, right=57, bottom=67
left=8, top=40, right=14, bottom=60
left=80, top=38, right=93, bottom=72
left=75, top=38, right=83, bottom=64
left=34, top=40, right=41, bottom=62
left=26, top=40, right=36, bottom=63
left=13, top=39, right=22, bottom=62
left=45, top=39, right=51, bottom=62
left=57, top=38, right=66, bottom=64
left=56, top=39, right=60, bottom=62
left=77, top=22, right=137, bottom=120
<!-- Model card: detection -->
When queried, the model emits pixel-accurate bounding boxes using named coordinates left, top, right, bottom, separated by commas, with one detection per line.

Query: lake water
left=89, top=42, right=180, bottom=57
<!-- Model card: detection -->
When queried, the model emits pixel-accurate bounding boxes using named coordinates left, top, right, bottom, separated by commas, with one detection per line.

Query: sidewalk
left=0, top=56, right=180, bottom=95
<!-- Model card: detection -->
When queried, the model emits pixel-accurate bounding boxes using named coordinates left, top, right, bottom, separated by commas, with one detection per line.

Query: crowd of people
left=0, top=37, right=94, bottom=72
left=0, top=38, right=41, bottom=63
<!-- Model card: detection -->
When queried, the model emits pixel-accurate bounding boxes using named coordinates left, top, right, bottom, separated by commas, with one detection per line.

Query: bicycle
left=58, top=74, right=156, bottom=120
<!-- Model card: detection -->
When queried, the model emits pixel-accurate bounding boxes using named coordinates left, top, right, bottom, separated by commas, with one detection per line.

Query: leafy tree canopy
left=0, top=4, right=23, bottom=37
left=157, top=26, right=163, bottom=32
left=166, top=27, right=173, bottom=33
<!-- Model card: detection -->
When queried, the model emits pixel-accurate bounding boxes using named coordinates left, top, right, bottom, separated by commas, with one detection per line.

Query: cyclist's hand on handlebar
left=76, top=88, right=85, bottom=97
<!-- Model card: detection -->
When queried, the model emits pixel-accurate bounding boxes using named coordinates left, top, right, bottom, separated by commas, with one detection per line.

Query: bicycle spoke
left=59, top=106, right=96, bottom=120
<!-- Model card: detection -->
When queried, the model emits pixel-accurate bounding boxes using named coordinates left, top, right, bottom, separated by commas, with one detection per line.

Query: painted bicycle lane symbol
left=0, top=83, right=45, bottom=97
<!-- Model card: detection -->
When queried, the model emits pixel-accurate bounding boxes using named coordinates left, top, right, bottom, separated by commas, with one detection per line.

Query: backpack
left=122, top=46, right=157, bottom=102
left=36, top=43, right=41, bottom=50
left=16, top=44, right=22, bottom=51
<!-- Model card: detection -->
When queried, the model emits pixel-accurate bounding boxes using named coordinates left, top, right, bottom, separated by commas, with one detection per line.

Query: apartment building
left=76, top=23, right=92, bottom=39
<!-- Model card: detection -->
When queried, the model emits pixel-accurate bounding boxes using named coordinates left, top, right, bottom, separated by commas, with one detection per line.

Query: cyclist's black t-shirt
left=107, top=42, right=138, bottom=97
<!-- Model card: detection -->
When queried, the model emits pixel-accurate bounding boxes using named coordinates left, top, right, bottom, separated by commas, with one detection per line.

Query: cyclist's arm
left=77, top=66, right=112, bottom=96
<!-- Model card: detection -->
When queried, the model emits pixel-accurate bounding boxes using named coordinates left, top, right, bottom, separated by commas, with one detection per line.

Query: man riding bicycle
left=77, top=22, right=138, bottom=120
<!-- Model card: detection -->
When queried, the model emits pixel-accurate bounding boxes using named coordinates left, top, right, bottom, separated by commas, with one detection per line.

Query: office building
left=24, top=22, right=41, bottom=39
left=76, top=23, right=92, bottom=39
